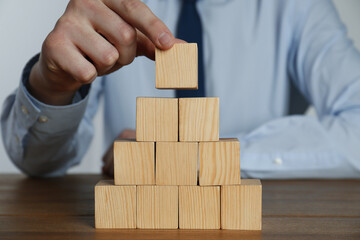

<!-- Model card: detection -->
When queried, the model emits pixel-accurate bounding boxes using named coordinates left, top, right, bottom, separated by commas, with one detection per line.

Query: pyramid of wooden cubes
left=95, top=43, right=262, bottom=230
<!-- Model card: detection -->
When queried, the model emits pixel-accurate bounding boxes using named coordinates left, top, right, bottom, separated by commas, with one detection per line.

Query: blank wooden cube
left=156, top=43, right=198, bottom=89
left=113, top=140, right=154, bottom=185
left=199, top=138, right=240, bottom=186
left=156, top=142, right=197, bottom=185
left=179, top=186, right=220, bottom=229
left=221, top=179, right=262, bottom=230
left=137, top=186, right=178, bottom=229
left=95, top=180, right=136, bottom=229
left=136, top=97, right=178, bottom=141
left=179, top=97, right=219, bottom=141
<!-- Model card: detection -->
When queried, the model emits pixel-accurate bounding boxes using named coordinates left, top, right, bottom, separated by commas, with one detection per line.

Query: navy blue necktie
left=175, top=0, right=308, bottom=113
left=176, top=0, right=205, bottom=98
left=288, top=78, right=309, bottom=115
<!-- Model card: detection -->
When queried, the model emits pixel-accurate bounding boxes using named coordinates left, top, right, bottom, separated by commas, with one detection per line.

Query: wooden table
left=0, top=174, right=359, bottom=240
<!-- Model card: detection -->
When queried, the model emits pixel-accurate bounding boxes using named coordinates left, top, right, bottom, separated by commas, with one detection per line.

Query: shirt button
left=274, top=157, right=283, bottom=166
left=21, top=105, right=29, bottom=115
left=15, top=135, right=20, bottom=143
left=38, top=116, right=48, bottom=123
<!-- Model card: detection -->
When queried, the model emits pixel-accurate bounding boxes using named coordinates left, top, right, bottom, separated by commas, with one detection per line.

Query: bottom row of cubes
left=95, top=179, right=262, bottom=230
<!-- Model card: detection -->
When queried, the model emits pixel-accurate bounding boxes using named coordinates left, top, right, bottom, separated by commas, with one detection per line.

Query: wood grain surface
left=199, top=138, right=240, bottom=185
left=156, top=142, right=198, bottom=185
left=113, top=140, right=155, bottom=185
left=179, top=97, right=219, bottom=141
left=137, top=186, right=178, bottom=229
left=0, top=174, right=359, bottom=239
left=136, top=97, right=178, bottom=142
left=179, top=186, right=220, bottom=229
left=95, top=180, right=136, bottom=229
left=155, top=43, right=198, bottom=89
left=221, top=180, right=262, bottom=230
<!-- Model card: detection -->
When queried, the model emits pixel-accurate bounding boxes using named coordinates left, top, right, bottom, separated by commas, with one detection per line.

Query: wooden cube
left=221, top=179, right=262, bottom=230
left=179, top=186, right=220, bottom=229
left=95, top=180, right=136, bottom=229
left=136, top=97, right=178, bottom=141
left=113, top=140, right=154, bottom=185
left=137, top=186, right=178, bottom=229
left=199, top=138, right=240, bottom=185
left=179, top=97, right=219, bottom=141
left=156, top=142, right=198, bottom=185
left=155, top=43, right=198, bottom=89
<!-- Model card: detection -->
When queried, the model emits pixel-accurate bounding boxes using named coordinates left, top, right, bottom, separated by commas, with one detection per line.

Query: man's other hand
left=102, top=129, right=136, bottom=177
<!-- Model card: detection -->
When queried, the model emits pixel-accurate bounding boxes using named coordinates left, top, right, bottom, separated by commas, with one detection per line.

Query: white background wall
left=0, top=0, right=359, bottom=174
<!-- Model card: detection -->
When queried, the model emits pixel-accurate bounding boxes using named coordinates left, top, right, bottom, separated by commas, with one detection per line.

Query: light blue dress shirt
left=2, top=0, right=360, bottom=178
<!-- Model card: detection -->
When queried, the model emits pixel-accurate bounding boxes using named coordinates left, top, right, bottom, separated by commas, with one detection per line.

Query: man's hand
left=29, top=0, right=180, bottom=105
left=102, top=129, right=135, bottom=177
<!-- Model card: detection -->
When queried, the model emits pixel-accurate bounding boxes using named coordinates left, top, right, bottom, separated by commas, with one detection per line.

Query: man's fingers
left=136, top=30, right=156, bottom=60
left=105, top=0, right=175, bottom=49
left=44, top=32, right=97, bottom=85
left=136, top=31, right=187, bottom=60
left=102, top=129, right=135, bottom=176
left=102, top=156, right=114, bottom=176
left=101, top=145, right=113, bottom=176
left=108, top=163, right=114, bottom=177
left=119, top=129, right=136, bottom=139
left=89, top=2, right=137, bottom=67
left=103, top=156, right=113, bottom=170
left=70, top=25, right=119, bottom=75
left=174, top=38, right=188, bottom=44
left=102, top=144, right=113, bottom=163
left=102, top=129, right=135, bottom=165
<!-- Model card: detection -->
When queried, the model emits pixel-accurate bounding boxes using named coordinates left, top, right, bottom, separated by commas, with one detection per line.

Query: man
left=2, top=0, right=360, bottom=178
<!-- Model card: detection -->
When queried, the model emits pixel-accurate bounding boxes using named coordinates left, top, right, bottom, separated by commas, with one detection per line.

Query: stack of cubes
left=95, top=44, right=262, bottom=230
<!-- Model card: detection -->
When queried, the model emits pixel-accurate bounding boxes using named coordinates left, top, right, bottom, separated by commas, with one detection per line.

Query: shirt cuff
left=16, top=54, right=91, bottom=135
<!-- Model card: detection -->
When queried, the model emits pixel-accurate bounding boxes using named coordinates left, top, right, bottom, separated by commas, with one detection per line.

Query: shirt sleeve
left=1, top=54, right=102, bottom=177
left=240, top=0, right=360, bottom=179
